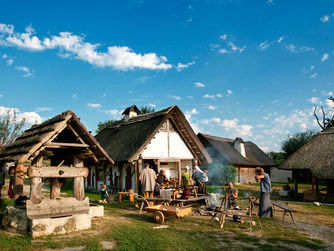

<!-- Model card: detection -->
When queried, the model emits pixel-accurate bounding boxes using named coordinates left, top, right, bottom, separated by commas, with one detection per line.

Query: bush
left=207, top=162, right=237, bottom=186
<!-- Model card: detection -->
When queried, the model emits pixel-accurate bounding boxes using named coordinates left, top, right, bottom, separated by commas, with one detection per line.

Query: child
left=101, top=184, right=109, bottom=203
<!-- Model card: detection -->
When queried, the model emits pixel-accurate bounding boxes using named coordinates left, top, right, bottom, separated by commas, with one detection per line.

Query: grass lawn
left=0, top=182, right=332, bottom=250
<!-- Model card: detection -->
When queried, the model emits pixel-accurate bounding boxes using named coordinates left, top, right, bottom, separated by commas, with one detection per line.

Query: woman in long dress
left=255, top=167, right=272, bottom=217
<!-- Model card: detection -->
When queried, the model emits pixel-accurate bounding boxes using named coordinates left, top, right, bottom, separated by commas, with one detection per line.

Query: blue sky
left=0, top=0, right=333, bottom=151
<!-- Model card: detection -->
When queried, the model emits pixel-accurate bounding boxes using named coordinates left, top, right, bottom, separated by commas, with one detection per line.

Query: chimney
left=233, top=137, right=246, bottom=158
left=122, top=105, right=141, bottom=121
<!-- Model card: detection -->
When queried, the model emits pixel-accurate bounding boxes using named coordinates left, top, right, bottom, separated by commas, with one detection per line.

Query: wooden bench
left=271, top=201, right=296, bottom=223
left=118, top=191, right=134, bottom=202
left=137, top=198, right=172, bottom=213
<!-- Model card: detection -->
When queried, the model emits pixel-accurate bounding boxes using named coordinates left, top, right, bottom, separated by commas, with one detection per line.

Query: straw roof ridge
left=279, top=126, right=334, bottom=179
left=197, top=133, right=276, bottom=167
left=95, top=105, right=211, bottom=164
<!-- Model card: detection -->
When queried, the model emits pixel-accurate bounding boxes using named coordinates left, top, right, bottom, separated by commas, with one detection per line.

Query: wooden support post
left=157, top=160, right=161, bottom=173
left=316, top=179, right=319, bottom=193
left=95, top=167, right=98, bottom=191
left=14, top=162, right=25, bottom=199
left=50, top=178, right=61, bottom=199
left=119, top=164, right=123, bottom=191
left=293, top=170, right=298, bottom=198
left=138, top=158, right=143, bottom=174
left=30, top=156, right=43, bottom=204
left=73, top=177, right=85, bottom=201
left=73, top=155, right=85, bottom=200
left=103, top=165, right=107, bottom=185
left=177, top=160, right=182, bottom=187
left=134, top=162, right=138, bottom=193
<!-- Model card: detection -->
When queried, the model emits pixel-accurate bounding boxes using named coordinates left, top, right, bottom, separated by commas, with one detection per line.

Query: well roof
left=0, top=110, right=113, bottom=164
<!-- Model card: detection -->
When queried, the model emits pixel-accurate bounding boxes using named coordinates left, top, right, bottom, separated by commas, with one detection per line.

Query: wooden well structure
left=0, top=110, right=113, bottom=235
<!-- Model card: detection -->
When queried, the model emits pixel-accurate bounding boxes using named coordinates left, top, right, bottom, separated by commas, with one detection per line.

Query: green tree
left=140, top=106, right=155, bottom=114
left=281, top=130, right=317, bottom=159
left=267, top=151, right=285, bottom=165
left=95, top=119, right=115, bottom=135
left=207, top=162, right=237, bottom=186
left=0, top=110, right=26, bottom=151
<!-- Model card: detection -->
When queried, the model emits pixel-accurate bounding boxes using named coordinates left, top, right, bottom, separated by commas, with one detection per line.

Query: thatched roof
left=95, top=106, right=212, bottom=164
left=197, top=133, right=276, bottom=167
left=280, top=127, right=334, bottom=179
left=0, top=110, right=113, bottom=164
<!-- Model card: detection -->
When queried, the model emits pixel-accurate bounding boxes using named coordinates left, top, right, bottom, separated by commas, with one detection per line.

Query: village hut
left=91, top=105, right=212, bottom=193
left=0, top=110, right=113, bottom=237
left=280, top=126, right=334, bottom=196
left=197, top=133, right=278, bottom=184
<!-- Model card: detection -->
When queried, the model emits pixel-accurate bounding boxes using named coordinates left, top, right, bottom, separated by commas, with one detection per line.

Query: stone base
left=89, top=204, right=104, bottom=218
left=2, top=205, right=92, bottom=237
left=31, top=213, right=91, bottom=237
left=2, top=206, right=29, bottom=234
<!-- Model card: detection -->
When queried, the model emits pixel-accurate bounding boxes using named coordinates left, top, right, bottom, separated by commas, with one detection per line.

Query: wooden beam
left=177, top=160, right=182, bottom=187
left=30, top=155, right=43, bottom=204
left=45, top=142, right=90, bottom=148
left=28, top=166, right=88, bottom=178
left=26, top=197, right=89, bottom=219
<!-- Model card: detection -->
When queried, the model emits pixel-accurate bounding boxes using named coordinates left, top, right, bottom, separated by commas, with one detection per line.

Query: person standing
left=192, top=166, right=203, bottom=186
left=139, top=163, right=156, bottom=199
left=181, top=166, right=192, bottom=187
left=255, top=167, right=272, bottom=217
left=101, top=184, right=109, bottom=204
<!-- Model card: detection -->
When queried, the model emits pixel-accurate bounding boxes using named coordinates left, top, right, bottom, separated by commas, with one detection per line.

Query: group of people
left=103, top=163, right=272, bottom=218
left=139, top=163, right=209, bottom=200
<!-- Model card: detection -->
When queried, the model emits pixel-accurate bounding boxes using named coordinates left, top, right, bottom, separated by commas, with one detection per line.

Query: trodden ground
left=0, top=184, right=334, bottom=251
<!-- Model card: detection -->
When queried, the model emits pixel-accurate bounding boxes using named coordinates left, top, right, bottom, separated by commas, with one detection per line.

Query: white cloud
left=216, top=94, right=223, bottom=98
left=176, top=61, right=195, bottom=71
left=35, top=107, right=52, bottom=112
left=309, top=97, right=320, bottom=104
left=320, top=15, right=330, bottom=22
left=167, top=94, right=181, bottom=100
left=326, top=98, right=334, bottom=108
left=6, top=58, right=13, bottom=65
left=272, top=99, right=279, bottom=104
left=148, top=103, right=156, bottom=108
left=267, top=0, right=275, bottom=6
left=203, top=94, right=215, bottom=99
left=321, top=53, right=329, bottom=62
left=310, top=72, right=318, bottom=79
left=217, top=118, right=253, bottom=137
left=194, top=82, right=205, bottom=88
left=105, top=109, right=118, bottom=115
left=321, top=90, right=333, bottom=96
left=219, top=34, right=227, bottom=40
left=185, top=108, right=199, bottom=120
left=15, top=65, right=32, bottom=77
left=87, top=103, right=101, bottom=108
left=186, top=18, right=192, bottom=23
left=258, top=40, right=272, bottom=51
left=208, top=105, right=216, bottom=110
left=215, top=35, right=246, bottom=55
left=227, top=89, right=232, bottom=95
left=286, top=44, right=314, bottom=53
left=72, top=94, right=78, bottom=100
left=277, top=36, right=284, bottom=43
left=0, top=106, right=43, bottom=124
left=0, top=23, right=177, bottom=71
